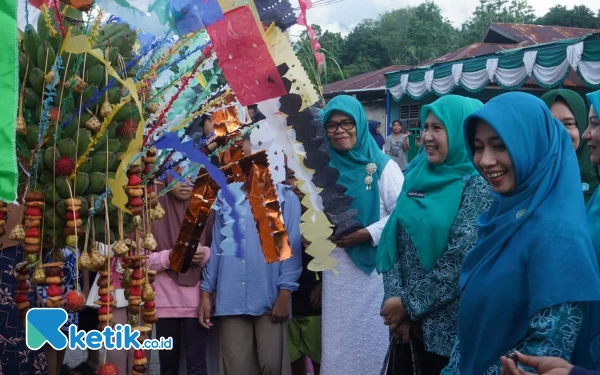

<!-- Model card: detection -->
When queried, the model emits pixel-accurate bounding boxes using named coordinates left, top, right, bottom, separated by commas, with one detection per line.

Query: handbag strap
left=380, top=337, right=396, bottom=375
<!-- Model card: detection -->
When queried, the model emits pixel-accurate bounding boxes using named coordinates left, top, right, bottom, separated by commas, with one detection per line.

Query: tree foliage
left=536, top=5, right=600, bottom=29
left=294, top=0, right=600, bottom=85
left=460, top=0, right=536, bottom=44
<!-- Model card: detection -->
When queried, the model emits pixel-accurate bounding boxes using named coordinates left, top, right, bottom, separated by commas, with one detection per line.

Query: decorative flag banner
left=217, top=0, right=263, bottom=33
left=206, top=6, right=286, bottom=105
left=255, top=0, right=296, bottom=30
left=169, top=0, right=206, bottom=35
left=297, top=0, right=324, bottom=68
left=96, top=0, right=171, bottom=36
left=264, top=24, right=319, bottom=110
left=0, top=0, right=18, bottom=202
left=197, top=0, right=224, bottom=27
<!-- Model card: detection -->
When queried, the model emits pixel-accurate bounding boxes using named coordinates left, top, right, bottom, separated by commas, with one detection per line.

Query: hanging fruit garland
left=44, top=262, right=65, bottom=308
left=23, top=192, right=44, bottom=256
left=14, top=262, right=32, bottom=319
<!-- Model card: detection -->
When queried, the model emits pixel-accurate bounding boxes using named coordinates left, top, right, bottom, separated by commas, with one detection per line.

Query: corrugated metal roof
left=323, top=65, right=411, bottom=94
left=487, top=23, right=599, bottom=45
left=421, top=42, right=519, bottom=65
left=326, top=23, right=599, bottom=93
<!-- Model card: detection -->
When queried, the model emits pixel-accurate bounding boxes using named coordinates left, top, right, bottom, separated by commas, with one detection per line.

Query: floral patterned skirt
left=0, top=245, right=47, bottom=375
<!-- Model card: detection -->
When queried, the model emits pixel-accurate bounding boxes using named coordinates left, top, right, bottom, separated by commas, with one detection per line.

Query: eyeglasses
left=325, top=119, right=356, bottom=133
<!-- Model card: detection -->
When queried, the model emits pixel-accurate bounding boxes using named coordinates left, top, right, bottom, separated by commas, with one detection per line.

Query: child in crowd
left=384, top=120, right=410, bottom=171
left=199, top=136, right=302, bottom=375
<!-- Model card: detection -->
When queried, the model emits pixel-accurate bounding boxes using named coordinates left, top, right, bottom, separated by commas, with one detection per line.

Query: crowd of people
left=2, top=88, right=600, bottom=375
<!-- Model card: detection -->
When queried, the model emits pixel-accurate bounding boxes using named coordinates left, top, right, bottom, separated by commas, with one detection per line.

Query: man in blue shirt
left=198, top=137, right=303, bottom=375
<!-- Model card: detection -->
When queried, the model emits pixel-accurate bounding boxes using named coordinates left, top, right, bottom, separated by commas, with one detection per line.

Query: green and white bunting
left=386, top=33, right=600, bottom=100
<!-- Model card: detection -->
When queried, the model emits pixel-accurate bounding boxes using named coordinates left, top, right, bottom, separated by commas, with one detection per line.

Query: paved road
left=64, top=330, right=161, bottom=374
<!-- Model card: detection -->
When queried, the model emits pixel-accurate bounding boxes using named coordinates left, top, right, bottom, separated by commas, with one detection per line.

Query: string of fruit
left=141, top=183, right=158, bottom=330
left=14, top=262, right=32, bottom=320
left=23, top=191, right=44, bottom=258
left=141, top=149, right=158, bottom=251
left=44, top=262, right=65, bottom=308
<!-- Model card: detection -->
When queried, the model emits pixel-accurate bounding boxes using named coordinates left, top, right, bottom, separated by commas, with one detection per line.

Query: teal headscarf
left=323, top=95, right=390, bottom=274
left=376, top=95, right=483, bottom=273
left=578, top=89, right=600, bottom=371
left=587, top=90, right=600, bottom=260
left=541, top=89, right=598, bottom=203
left=458, top=92, right=600, bottom=374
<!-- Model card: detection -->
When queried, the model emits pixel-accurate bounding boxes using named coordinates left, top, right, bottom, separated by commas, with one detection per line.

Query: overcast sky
left=291, top=0, right=600, bottom=37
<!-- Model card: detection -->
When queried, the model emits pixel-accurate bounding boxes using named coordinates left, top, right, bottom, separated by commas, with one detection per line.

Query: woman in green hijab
left=541, top=89, right=598, bottom=203
left=377, top=95, right=493, bottom=375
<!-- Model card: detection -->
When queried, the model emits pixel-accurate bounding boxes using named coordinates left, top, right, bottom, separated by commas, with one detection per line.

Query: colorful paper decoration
left=95, top=0, right=170, bottom=36
left=169, top=0, right=206, bottom=35
left=61, top=0, right=94, bottom=11
left=255, top=0, right=296, bottom=30
left=197, top=0, right=224, bottom=27
left=206, top=6, right=286, bottom=105
left=297, top=0, right=324, bottom=68
left=264, top=25, right=318, bottom=110
left=170, top=168, right=219, bottom=272
left=223, top=151, right=292, bottom=263
left=211, top=91, right=240, bottom=136
left=152, top=131, right=244, bottom=260
left=0, top=0, right=18, bottom=202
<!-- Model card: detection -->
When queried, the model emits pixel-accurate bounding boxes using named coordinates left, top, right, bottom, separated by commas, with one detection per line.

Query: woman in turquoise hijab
left=319, top=95, right=404, bottom=375
left=541, top=89, right=598, bottom=203
left=441, top=92, right=600, bottom=375
left=377, top=95, right=492, bottom=375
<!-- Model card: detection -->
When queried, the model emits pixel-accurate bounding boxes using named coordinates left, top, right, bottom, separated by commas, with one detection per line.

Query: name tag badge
left=583, top=182, right=590, bottom=192
left=408, top=191, right=426, bottom=198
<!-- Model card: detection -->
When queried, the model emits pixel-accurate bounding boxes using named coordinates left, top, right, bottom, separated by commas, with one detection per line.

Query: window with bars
left=400, top=104, right=421, bottom=129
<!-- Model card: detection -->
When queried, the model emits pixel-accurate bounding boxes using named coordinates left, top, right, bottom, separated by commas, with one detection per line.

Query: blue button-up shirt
left=201, top=183, right=302, bottom=317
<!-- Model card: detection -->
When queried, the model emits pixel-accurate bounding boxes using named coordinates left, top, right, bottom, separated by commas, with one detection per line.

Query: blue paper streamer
left=134, top=30, right=172, bottom=82
left=88, top=188, right=111, bottom=218
left=25, top=0, right=29, bottom=26
left=153, top=132, right=243, bottom=258
left=32, top=57, right=62, bottom=187
left=155, top=40, right=211, bottom=77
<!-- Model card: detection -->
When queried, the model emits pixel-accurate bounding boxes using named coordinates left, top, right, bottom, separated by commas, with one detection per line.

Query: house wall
left=362, top=100, right=387, bottom=129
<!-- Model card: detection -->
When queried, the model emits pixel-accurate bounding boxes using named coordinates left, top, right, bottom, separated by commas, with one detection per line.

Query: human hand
left=309, top=282, right=322, bottom=309
left=380, top=297, right=406, bottom=328
left=329, top=229, right=371, bottom=248
left=271, top=290, right=291, bottom=323
left=391, top=321, right=411, bottom=343
left=500, top=351, right=573, bottom=375
left=198, top=291, right=213, bottom=329
left=192, top=246, right=207, bottom=265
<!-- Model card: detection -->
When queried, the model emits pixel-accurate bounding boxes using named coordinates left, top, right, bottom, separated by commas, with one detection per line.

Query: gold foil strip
left=211, top=92, right=240, bottom=137
left=170, top=169, right=220, bottom=272
left=240, top=152, right=292, bottom=263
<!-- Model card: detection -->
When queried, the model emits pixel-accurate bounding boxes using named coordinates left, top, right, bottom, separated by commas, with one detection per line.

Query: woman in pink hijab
left=148, top=174, right=214, bottom=375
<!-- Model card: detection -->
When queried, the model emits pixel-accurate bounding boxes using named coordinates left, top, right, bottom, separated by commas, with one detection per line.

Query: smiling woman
left=320, top=95, right=404, bottom=375
left=377, top=95, right=491, bottom=375
left=541, top=89, right=597, bottom=203
left=440, top=92, right=600, bottom=375
left=471, top=121, right=515, bottom=194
